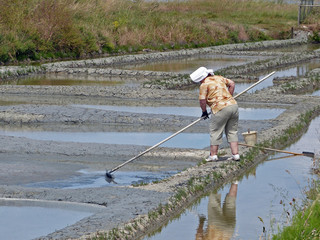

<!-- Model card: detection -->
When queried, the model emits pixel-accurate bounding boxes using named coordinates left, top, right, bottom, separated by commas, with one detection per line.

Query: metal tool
left=105, top=71, right=276, bottom=183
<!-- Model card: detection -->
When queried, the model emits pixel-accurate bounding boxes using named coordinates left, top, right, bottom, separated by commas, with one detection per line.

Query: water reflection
left=143, top=116, right=320, bottom=240
left=196, top=183, right=238, bottom=240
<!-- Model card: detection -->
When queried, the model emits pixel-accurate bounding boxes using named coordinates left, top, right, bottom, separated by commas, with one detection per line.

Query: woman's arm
left=200, top=99, right=207, bottom=112
left=228, top=80, right=235, bottom=96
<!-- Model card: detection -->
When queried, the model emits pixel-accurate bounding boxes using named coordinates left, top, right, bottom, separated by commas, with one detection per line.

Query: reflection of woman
left=196, top=183, right=238, bottom=240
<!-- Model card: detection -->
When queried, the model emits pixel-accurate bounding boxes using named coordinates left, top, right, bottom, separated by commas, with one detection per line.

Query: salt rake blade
left=105, top=171, right=117, bottom=184
left=303, top=151, right=315, bottom=158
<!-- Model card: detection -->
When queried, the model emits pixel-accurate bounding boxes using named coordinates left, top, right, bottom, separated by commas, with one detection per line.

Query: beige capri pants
left=210, top=104, right=239, bottom=145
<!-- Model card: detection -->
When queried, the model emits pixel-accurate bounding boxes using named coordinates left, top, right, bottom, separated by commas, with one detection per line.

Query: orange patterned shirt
left=199, top=75, right=237, bottom=114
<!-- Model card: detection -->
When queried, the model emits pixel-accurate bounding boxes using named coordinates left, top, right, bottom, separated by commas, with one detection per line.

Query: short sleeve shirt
left=199, top=75, right=237, bottom=114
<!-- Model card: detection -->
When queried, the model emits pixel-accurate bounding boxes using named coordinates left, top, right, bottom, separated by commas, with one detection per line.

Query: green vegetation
left=272, top=185, right=320, bottom=239
left=304, top=7, right=320, bottom=43
left=0, top=0, right=316, bottom=64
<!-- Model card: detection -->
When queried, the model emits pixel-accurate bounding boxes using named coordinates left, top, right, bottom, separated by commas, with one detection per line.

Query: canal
left=143, top=115, right=320, bottom=240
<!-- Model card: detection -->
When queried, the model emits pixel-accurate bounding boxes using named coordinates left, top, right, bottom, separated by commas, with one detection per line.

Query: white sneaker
left=206, top=155, right=218, bottom=162
left=227, top=154, right=240, bottom=161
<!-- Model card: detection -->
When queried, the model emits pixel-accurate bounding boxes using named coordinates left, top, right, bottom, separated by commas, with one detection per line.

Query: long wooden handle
left=238, top=143, right=304, bottom=155
left=109, top=117, right=204, bottom=173
left=233, top=71, right=276, bottom=98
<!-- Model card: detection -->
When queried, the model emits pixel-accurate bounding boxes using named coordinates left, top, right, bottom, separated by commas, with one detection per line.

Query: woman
left=190, top=66, right=240, bottom=162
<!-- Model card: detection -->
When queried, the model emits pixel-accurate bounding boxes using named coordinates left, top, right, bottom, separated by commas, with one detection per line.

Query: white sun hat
left=190, top=67, right=214, bottom=83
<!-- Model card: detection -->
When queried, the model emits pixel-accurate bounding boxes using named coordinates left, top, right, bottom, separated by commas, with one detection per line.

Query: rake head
left=303, top=151, right=315, bottom=158
left=105, top=171, right=117, bottom=184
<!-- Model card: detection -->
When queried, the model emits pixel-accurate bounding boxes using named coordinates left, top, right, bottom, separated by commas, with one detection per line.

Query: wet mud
left=0, top=36, right=320, bottom=239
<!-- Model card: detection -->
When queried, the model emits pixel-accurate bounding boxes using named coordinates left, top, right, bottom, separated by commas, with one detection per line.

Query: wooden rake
left=239, top=143, right=315, bottom=158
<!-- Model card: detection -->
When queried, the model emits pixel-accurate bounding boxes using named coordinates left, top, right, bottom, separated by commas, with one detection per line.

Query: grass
left=0, top=0, right=317, bottom=64
left=272, top=186, right=320, bottom=240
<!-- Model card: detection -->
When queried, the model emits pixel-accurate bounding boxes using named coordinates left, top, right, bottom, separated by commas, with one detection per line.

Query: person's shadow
left=196, top=183, right=238, bottom=240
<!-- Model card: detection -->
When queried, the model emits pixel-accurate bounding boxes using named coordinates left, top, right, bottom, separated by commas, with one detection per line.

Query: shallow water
left=0, top=107, right=281, bottom=148
left=2, top=75, right=126, bottom=86
left=2, top=48, right=320, bottom=97
left=72, top=104, right=285, bottom=120
left=312, top=89, right=320, bottom=96
left=143, top=116, right=320, bottom=240
left=0, top=199, right=98, bottom=240
left=121, top=54, right=320, bottom=77
left=121, top=54, right=269, bottom=74
left=0, top=105, right=284, bottom=149
left=0, top=130, right=210, bottom=149
left=119, top=53, right=320, bottom=95
left=236, top=59, right=320, bottom=93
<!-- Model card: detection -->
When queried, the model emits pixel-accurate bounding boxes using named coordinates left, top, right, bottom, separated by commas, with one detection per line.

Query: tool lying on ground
left=239, top=143, right=315, bottom=158
left=105, top=71, right=276, bottom=183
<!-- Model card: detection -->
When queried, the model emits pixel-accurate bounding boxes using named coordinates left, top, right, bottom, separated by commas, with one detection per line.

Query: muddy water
left=23, top=170, right=176, bottom=189
left=1, top=75, right=126, bottom=86
left=143, top=116, right=320, bottom=240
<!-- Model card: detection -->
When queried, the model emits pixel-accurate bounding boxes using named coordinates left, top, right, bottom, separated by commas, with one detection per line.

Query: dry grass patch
left=0, top=0, right=318, bottom=63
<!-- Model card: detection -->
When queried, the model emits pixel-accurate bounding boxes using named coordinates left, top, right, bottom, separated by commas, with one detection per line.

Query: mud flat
left=0, top=38, right=320, bottom=239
